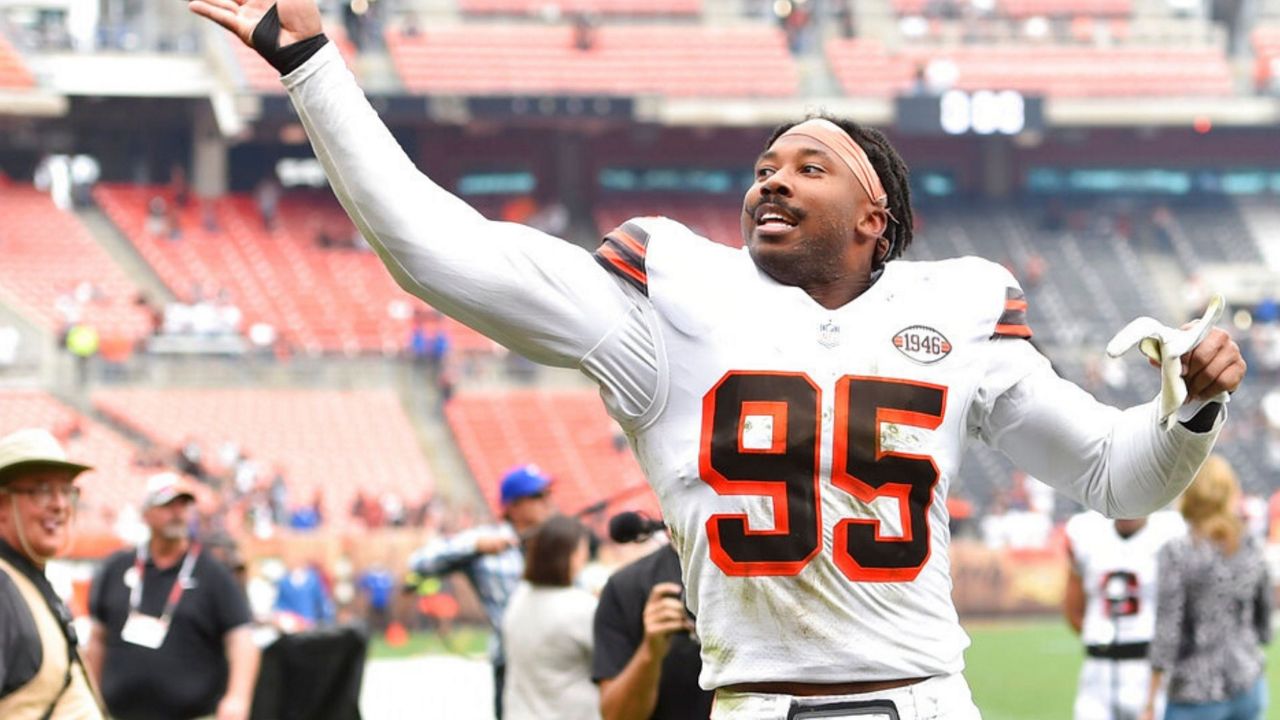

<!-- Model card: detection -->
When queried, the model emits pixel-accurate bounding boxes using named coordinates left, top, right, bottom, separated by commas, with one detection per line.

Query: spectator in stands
left=592, top=542, right=711, bottom=720
left=200, top=198, right=222, bottom=234
left=572, top=12, right=597, bottom=52
left=503, top=514, right=599, bottom=720
left=1142, top=455, right=1272, bottom=720
left=0, top=428, right=103, bottom=718
left=145, top=195, right=170, bottom=237
left=408, top=465, right=555, bottom=719
left=254, top=177, right=281, bottom=231
left=86, top=472, right=259, bottom=720
left=170, top=164, right=190, bottom=209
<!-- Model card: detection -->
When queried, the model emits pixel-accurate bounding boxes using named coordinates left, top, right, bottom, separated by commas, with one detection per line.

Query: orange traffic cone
left=385, top=621, right=408, bottom=648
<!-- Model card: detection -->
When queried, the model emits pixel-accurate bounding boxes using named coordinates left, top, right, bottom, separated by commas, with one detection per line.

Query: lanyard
left=130, top=543, right=200, bottom=622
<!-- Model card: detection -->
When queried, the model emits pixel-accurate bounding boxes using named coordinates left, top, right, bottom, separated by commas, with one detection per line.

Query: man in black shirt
left=593, top=544, right=714, bottom=720
left=85, top=473, right=258, bottom=720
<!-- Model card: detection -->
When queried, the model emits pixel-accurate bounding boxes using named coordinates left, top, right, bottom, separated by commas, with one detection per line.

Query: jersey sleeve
left=971, top=334, right=1225, bottom=520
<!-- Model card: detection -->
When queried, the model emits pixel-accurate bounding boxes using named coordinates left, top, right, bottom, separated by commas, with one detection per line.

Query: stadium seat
left=385, top=24, right=798, bottom=97
left=444, top=388, right=659, bottom=519
left=0, top=389, right=149, bottom=537
left=826, top=39, right=1235, bottom=97
left=0, top=32, right=34, bottom=90
left=92, top=388, right=435, bottom=526
left=92, top=184, right=497, bottom=355
left=459, top=0, right=701, bottom=16
left=0, top=185, right=153, bottom=346
left=1253, top=25, right=1280, bottom=91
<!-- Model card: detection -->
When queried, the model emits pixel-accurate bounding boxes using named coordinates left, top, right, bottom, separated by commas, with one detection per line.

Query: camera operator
left=591, top=513, right=712, bottom=720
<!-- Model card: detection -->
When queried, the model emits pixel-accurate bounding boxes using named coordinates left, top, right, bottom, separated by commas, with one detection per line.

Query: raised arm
left=973, top=334, right=1238, bottom=518
left=188, top=0, right=643, bottom=371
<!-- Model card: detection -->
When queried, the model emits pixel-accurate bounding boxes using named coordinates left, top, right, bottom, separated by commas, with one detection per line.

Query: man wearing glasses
left=0, top=427, right=103, bottom=719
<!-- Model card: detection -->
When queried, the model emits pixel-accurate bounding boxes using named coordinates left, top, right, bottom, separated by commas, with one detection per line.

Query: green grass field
left=373, top=619, right=1279, bottom=717
left=965, top=618, right=1280, bottom=720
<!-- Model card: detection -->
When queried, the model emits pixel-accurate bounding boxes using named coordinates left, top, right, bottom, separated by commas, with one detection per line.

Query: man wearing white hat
left=0, top=427, right=104, bottom=719
left=85, top=472, right=258, bottom=720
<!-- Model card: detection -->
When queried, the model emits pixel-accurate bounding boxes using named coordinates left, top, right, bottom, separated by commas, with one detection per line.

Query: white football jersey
left=282, top=43, right=1228, bottom=690
left=600, top=218, right=1037, bottom=686
left=1066, top=511, right=1186, bottom=647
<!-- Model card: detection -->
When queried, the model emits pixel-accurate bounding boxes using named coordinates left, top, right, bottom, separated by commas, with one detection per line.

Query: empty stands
left=0, top=32, right=33, bottom=90
left=460, top=0, right=700, bottom=16
left=0, top=185, right=153, bottom=346
left=595, top=199, right=745, bottom=248
left=0, top=389, right=148, bottom=537
left=891, top=0, right=1130, bottom=17
left=445, top=388, right=658, bottom=518
left=827, top=39, right=1235, bottom=97
left=386, top=24, right=798, bottom=97
left=92, top=184, right=496, bottom=355
left=93, top=387, right=435, bottom=523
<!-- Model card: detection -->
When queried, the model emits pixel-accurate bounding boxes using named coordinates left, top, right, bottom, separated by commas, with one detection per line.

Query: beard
left=747, top=217, right=855, bottom=290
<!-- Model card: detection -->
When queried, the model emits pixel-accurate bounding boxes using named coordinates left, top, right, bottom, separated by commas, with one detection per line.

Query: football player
left=1064, top=511, right=1186, bottom=720
left=187, top=3, right=1247, bottom=717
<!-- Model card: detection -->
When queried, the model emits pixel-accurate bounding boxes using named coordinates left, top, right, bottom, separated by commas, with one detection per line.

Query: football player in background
left=188, top=2, right=1247, bottom=717
left=1064, top=511, right=1185, bottom=720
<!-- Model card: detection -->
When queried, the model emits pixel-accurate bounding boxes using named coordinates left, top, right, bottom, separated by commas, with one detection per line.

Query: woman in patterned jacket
left=1142, top=455, right=1272, bottom=720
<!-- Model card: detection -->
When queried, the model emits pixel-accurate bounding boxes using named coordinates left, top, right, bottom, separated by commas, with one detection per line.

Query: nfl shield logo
left=818, top=320, right=840, bottom=348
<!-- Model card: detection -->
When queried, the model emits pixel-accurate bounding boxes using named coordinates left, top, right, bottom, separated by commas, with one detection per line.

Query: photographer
left=591, top=514, right=712, bottom=720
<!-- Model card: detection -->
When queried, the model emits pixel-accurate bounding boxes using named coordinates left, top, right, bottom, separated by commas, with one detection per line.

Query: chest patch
left=892, top=325, right=951, bottom=364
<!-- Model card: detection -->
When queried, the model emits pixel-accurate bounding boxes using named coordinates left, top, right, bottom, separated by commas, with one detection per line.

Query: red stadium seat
left=0, top=390, right=150, bottom=537
left=92, top=184, right=497, bottom=355
left=0, top=32, right=34, bottom=90
left=826, top=39, right=1234, bottom=97
left=459, top=0, right=700, bottom=15
left=1253, top=25, right=1280, bottom=91
left=444, top=388, right=658, bottom=519
left=0, top=185, right=153, bottom=345
left=385, top=24, right=798, bottom=97
left=92, top=388, right=435, bottom=526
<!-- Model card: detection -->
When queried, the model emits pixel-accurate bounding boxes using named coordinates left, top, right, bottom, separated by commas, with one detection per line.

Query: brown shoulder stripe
left=993, top=286, right=1032, bottom=339
left=593, top=221, right=650, bottom=296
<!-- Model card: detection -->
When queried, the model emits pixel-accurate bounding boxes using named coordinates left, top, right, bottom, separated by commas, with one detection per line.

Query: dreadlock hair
left=765, top=115, right=915, bottom=264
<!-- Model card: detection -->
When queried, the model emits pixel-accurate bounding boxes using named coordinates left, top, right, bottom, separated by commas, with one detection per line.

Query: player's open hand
left=1178, top=326, right=1245, bottom=401
left=188, top=0, right=322, bottom=50
left=643, top=582, right=695, bottom=660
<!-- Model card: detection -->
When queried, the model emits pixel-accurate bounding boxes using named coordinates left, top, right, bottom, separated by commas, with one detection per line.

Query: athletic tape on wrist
left=252, top=4, right=329, bottom=76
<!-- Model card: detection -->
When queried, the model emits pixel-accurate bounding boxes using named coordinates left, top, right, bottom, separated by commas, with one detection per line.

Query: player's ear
left=857, top=206, right=888, bottom=244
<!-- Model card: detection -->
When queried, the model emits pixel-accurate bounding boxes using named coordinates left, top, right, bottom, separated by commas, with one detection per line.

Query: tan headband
left=779, top=119, right=891, bottom=212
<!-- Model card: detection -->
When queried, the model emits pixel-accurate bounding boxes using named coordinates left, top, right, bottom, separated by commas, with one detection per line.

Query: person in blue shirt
left=273, top=561, right=333, bottom=628
left=409, top=465, right=555, bottom=719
